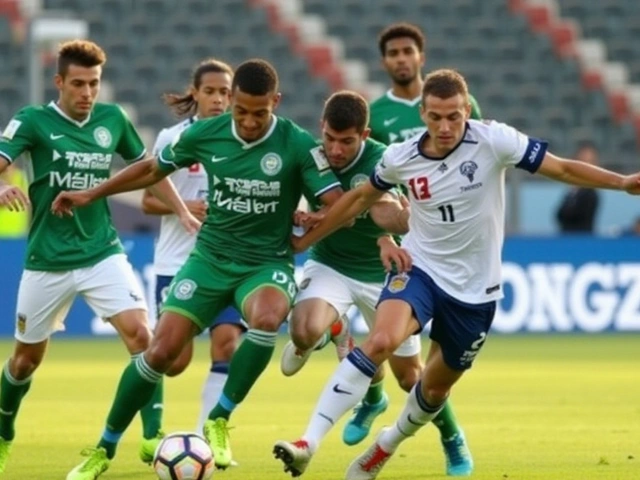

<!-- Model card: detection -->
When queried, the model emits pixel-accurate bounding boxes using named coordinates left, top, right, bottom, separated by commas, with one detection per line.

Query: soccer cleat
left=441, top=430, right=474, bottom=476
left=273, top=439, right=313, bottom=477
left=331, top=315, right=354, bottom=361
left=345, top=428, right=394, bottom=480
left=343, top=392, right=389, bottom=446
left=138, top=429, right=165, bottom=464
left=66, top=447, right=110, bottom=480
left=280, top=341, right=313, bottom=377
left=204, top=418, right=232, bottom=469
left=0, top=436, right=12, bottom=473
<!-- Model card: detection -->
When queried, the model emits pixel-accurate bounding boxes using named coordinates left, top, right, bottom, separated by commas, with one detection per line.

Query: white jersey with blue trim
left=152, top=117, right=208, bottom=276
left=372, top=119, right=547, bottom=304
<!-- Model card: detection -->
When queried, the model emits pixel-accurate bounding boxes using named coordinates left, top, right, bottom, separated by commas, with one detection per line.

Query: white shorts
left=15, top=253, right=147, bottom=343
left=295, top=259, right=420, bottom=357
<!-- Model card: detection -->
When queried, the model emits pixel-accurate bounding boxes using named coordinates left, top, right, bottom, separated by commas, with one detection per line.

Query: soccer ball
left=153, top=432, right=215, bottom=480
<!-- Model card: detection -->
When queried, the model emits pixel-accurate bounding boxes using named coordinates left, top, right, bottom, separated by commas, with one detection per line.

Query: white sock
left=196, top=371, right=228, bottom=434
left=302, top=348, right=377, bottom=452
left=378, top=381, right=445, bottom=453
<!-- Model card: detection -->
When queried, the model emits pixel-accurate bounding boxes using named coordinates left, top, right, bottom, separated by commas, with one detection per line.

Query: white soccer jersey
left=372, top=119, right=547, bottom=304
left=152, top=117, right=208, bottom=276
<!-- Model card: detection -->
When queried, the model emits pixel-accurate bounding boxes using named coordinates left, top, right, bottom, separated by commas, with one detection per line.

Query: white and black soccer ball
left=153, top=432, right=215, bottom=480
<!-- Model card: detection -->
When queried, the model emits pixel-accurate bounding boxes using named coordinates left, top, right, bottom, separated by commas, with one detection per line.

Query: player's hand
left=185, top=199, right=207, bottom=222
left=178, top=211, right=201, bottom=235
left=399, top=193, right=410, bottom=209
left=622, top=173, right=640, bottom=194
left=0, top=184, right=30, bottom=212
left=51, top=190, right=93, bottom=216
left=378, top=235, right=412, bottom=272
left=293, top=210, right=324, bottom=230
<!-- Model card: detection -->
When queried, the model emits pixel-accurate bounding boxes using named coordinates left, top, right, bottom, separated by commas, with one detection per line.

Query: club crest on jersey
left=173, top=279, right=197, bottom=300
left=350, top=173, right=369, bottom=190
left=260, top=153, right=283, bottom=176
left=459, top=160, right=478, bottom=183
left=387, top=273, right=409, bottom=293
left=93, top=127, right=112, bottom=148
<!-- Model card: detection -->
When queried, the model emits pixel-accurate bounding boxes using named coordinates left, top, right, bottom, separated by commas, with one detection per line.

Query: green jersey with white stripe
left=370, top=90, right=482, bottom=145
left=0, top=102, right=146, bottom=271
left=310, top=138, right=389, bottom=283
left=158, top=113, right=340, bottom=265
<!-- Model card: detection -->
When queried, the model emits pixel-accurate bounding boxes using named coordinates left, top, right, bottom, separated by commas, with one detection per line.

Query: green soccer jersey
left=158, top=113, right=340, bottom=265
left=0, top=102, right=146, bottom=271
left=309, top=139, right=389, bottom=283
left=369, top=90, right=482, bottom=145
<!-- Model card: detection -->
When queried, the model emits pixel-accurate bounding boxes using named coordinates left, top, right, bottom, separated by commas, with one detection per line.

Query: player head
left=321, top=91, right=370, bottom=170
left=230, top=59, right=281, bottom=142
left=163, top=58, right=233, bottom=119
left=420, top=69, right=471, bottom=155
left=378, top=23, right=425, bottom=87
left=54, top=40, right=106, bottom=120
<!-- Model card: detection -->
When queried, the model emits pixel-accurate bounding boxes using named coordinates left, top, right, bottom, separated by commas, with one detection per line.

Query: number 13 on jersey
left=408, top=176, right=431, bottom=200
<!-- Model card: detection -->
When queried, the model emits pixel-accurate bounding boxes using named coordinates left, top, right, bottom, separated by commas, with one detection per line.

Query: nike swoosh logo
left=383, top=117, right=398, bottom=127
left=211, top=155, right=228, bottom=163
left=152, top=403, right=164, bottom=410
left=50, top=134, right=64, bottom=140
left=0, top=408, right=14, bottom=416
left=332, top=384, right=352, bottom=395
left=407, top=413, right=425, bottom=426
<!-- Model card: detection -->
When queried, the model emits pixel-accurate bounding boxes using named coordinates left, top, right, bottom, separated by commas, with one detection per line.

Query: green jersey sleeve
left=157, top=125, right=198, bottom=172
left=114, top=105, right=146, bottom=163
left=0, top=109, right=36, bottom=163
left=304, top=145, right=341, bottom=197
left=469, top=94, right=482, bottom=120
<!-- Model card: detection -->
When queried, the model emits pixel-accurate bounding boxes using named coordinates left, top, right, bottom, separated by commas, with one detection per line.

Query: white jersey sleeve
left=487, top=120, right=547, bottom=173
left=371, top=141, right=413, bottom=189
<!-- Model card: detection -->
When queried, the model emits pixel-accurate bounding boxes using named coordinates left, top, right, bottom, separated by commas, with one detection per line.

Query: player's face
left=420, top=94, right=471, bottom=154
left=54, top=64, right=101, bottom=121
left=321, top=122, right=370, bottom=170
left=231, top=89, right=281, bottom=142
left=382, top=38, right=425, bottom=87
left=193, top=72, right=232, bottom=119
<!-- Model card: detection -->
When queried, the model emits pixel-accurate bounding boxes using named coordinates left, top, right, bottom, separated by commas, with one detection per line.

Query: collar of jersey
left=231, top=115, right=278, bottom=149
left=386, top=89, right=420, bottom=107
left=48, top=101, right=92, bottom=127
left=338, top=141, right=366, bottom=174
left=417, top=122, right=470, bottom=160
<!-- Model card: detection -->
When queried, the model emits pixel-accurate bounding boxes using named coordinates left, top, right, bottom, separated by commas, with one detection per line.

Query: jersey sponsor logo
left=173, top=279, right=197, bottom=300
left=387, top=273, right=409, bottom=293
left=383, top=117, right=399, bottom=127
left=459, top=332, right=487, bottom=367
left=310, top=146, right=330, bottom=172
left=212, top=189, right=278, bottom=214
left=52, top=150, right=62, bottom=162
left=388, top=126, right=425, bottom=144
left=225, top=178, right=280, bottom=197
left=49, top=133, right=65, bottom=140
left=16, top=313, right=26, bottom=334
left=49, top=171, right=108, bottom=190
left=210, top=155, right=228, bottom=163
left=2, top=119, right=21, bottom=140
left=528, top=141, right=542, bottom=163
left=350, top=173, right=369, bottom=190
left=64, top=152, right=112, bottom=170
left=93, top=127, right=112, bottom=148
left=260, top=153, right=283, bottom=176
left=459, top=161, right=478, bottom=183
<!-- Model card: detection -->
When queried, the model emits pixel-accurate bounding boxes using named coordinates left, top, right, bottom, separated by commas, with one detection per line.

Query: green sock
left=209, top=329, right=276, bottom=420
left=0, top=362, right=32, bottom=441
left=139, top=376, right=164, bottom=439
left=364, top=381, right=385, bottom=405
left=432, top=400, right=460, bottom=439
left=98, top=356, right=162, bottom=459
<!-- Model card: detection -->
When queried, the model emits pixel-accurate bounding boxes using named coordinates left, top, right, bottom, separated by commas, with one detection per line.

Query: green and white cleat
left=66, top=447, right=110, bottom=480
left=139, top=430, right=165, bottom=464
left=204, top=418, right=232, bottom=469
left=0, top=436, right=12, bottom=473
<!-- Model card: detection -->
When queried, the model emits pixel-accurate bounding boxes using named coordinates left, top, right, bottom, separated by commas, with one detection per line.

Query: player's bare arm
left=537, top=151, right=640, bottom=193
left=292, top=180, right=383, bottom=253
left=369, top=192, right=410, bottom=235
left=141, top=189, right=207, bottom=221
left=0, top=157, right=30, bottom=212
left=146, top=177, right=203, bottom=230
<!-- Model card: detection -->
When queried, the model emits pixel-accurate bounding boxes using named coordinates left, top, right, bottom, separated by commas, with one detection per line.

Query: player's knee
left=395, top=365, right=421, bottom=392
left=123, top=323, right=152, bottom=354
left=289, top=319, right=323, bottom=350
left=146, top=340, right=181, bottom=373
left=10, top=352, right=42, bottom=379
left=250, top=312, right=282, bottom=332
left=165, top=353, right=189, bottom=377
left=422, top=383, right=452, bottom=405
left=365, top=331, right=400, bottom=362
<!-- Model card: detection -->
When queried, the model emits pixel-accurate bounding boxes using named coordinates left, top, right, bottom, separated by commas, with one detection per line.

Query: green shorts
left=161, top=249, right=297, bottom=330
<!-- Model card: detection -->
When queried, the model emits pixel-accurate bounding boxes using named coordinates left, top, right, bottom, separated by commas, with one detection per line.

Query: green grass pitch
left=0, top=334, right=637, bottom=479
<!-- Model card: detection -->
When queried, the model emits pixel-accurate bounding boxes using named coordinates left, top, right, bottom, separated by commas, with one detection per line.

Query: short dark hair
left=164, top=58, right=233, bottom=117
left=322, top=91, right=369, bottom=133
left=378, top=22, right=425, bottom=56
left=422, top=69, right=469, bottom=105
left=232, top=59, right=278, bottom=95
left=57, top=40, right=106, bottom=77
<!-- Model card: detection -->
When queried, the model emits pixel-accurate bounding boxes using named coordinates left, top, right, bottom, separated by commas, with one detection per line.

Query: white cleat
left=280, top=341, right=313, bottom=376
left=345, top=428, right=394, bottom=480
left=331, top=315, right=354, bottom=361
left=273, top=439, right=313, bottom=477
